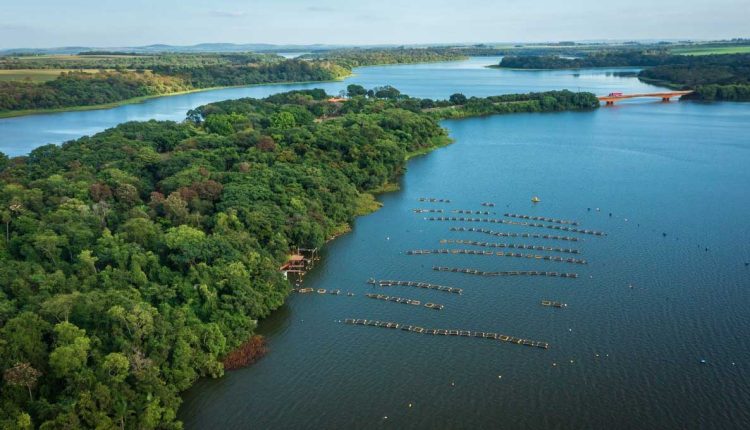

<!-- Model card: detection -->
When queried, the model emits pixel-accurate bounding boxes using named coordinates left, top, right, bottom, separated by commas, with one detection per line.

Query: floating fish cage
left=367, top=279, right=463, bottom=294
left=504, top=213, right=580, bottom=226
left=450, top=227, right=580, bottom=242
left=440, top=239, right=580, bottom=254
left=426, top=217, right=606, bottom=236
left=432, top=266, right=579, bottom=278
left=343, top=319, right=549, bottom=349
left=406, top=248, right=587, bottom=264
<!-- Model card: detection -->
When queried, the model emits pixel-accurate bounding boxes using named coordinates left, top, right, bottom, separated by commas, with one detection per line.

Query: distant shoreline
left=0, top=75, right=352, bottom=119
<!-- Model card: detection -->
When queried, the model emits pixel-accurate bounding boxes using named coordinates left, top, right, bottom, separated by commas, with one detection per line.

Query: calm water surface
left=2, top=58, right=748, bottom=429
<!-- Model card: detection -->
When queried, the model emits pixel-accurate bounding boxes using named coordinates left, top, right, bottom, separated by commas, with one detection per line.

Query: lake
left=3, top=57, right=749, bottom=429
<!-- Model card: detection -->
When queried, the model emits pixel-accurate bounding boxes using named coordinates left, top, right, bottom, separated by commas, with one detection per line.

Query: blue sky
left=1, top=0, right=748, bottom=49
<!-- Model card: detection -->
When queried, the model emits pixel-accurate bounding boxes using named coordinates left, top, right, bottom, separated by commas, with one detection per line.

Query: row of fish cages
left=365, top=293, right=444, bottom=310
left=450, top=227, right=581, bottom=242
left=504, top=213, right=580, bottom=226
left=407, top=249, right=587, bottom=264
left=541, top=300, right=567, bottom=308
left=433, top=266, right=579, bottom=278
left=367, top=279, right=463, bottom=294
left=440, top=239, right=580, bottom=255
left=426, top=217, right=606, bottom=236
left=343, top=319, right=549, bottom=349
left=294, top=288, right=355, bottom=297
left=418, top=198, right=451, bottom=203
left=452, top=209, right=495, bottom=215
left=413, top=208, right=444, bottom=213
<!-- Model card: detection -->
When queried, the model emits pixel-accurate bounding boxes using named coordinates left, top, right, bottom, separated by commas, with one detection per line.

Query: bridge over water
left=598, top=91, right=694, bottom=105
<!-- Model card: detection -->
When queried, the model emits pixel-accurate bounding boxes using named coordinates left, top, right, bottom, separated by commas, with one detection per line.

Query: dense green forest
left=497, top=50, right=678, bottom=69
left=0, top=48, right=478, bottom=115
left=498, top=51, right=750, bottom=101
left=0, top=87, right=598, bottom=429
left=0, top=56, right=347, bottom=114
left=638, top=54, right=750, bottom=101
left=300, top=48, right=469, bottom=68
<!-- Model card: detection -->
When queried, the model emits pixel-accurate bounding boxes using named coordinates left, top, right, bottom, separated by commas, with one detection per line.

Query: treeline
left=340, top=84, right=600, bottom=118
left=151, top=60, right=347, bottom=88
left=0, top=60, right=347, bottom=114
left=0, top=71, right=190, bottom=112
left=497, top=50, right=675, bottom=69
left=638, top=54, right=750, bottom=101
left=0, top=52, right=276, bottom=70
left=499, top=51, right=750, bottom=101
left=0, top=88, right=451, bottom=429
left=302, top=48, right=468, bottom=68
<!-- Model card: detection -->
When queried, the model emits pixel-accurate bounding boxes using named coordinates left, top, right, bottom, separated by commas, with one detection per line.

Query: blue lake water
left=2, top=57, right=748, bottom=429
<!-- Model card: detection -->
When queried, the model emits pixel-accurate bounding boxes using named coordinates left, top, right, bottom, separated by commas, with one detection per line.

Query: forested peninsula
left=496, top=52, right=750, bottom=101
left=0, top=87, right=598, bottom=429
left=0, top=49, right=467, bottom=116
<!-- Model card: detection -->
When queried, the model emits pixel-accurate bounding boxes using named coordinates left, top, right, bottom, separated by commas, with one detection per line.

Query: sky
left=1, top=0, right=748, bottom=49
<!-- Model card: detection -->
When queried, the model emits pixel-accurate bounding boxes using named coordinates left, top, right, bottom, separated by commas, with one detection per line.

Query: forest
left=497, top=51, right=750, bottom=101
left=0, top=48, right=480, bottom=115
left=0, top=87, right=598, bottom=429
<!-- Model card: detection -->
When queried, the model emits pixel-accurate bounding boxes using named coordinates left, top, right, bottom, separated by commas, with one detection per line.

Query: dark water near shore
left=2, top=58, right=748, bottom=429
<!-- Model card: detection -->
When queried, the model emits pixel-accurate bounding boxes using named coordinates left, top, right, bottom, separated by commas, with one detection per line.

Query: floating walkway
left=433, top=266, right=579, bottom=278
left=504, top=213, right=580, bottom=226
left=419, top=198, right=451, bottom=203
left=440, top=239, right=580, bottom=254
left=426, top=217, right=606, bottom=236
left=541, top=300, right=567, bottom=308
left=450, top=227, right=580, bottom=242
left=452, top=209, right=495, bottom=215
left=365, top=293, right=444, bottom=310
left=407, top=249, right=587, bottom=264
left=343, top=318, right=549, bottom=349
left=368, top=279, right=463, bottom=294
left=413, top=208, right=444, bottom=213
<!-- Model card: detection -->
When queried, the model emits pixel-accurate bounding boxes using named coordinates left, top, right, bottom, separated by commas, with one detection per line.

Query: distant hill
left=0, top=43, right=348, bottom=56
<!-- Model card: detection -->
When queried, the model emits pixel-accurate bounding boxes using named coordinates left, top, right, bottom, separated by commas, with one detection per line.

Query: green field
left=671, top=45, right=750, bottom=55
left=0, top=68, right=105, bottom=82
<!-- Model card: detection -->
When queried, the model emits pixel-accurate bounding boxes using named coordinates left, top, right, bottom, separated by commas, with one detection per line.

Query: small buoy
left=700, top=359, right=707, bottom=364
left=552, top=363, right=557, bottom=366
left=570, top=360, right=574, bottom=363
left=383, top=416, right=388, bottom=420
left=451, top=382, right=455, bottom=386
left=596, top=208, right=600, bottom=211
left=531, top=196, right=541, bottom=203
left=408, top=403, right=412, bottom=408
left=568, top=328, right=572, bottom=332
left=498, top=375, right=502, bottom=379
left=386, top=237, right=390, bottom=240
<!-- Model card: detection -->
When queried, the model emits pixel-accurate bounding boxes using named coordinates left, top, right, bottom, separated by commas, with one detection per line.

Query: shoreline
left=0, top=57, right=472, bottom=120
left=0, top=75, right=353, bottom=119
